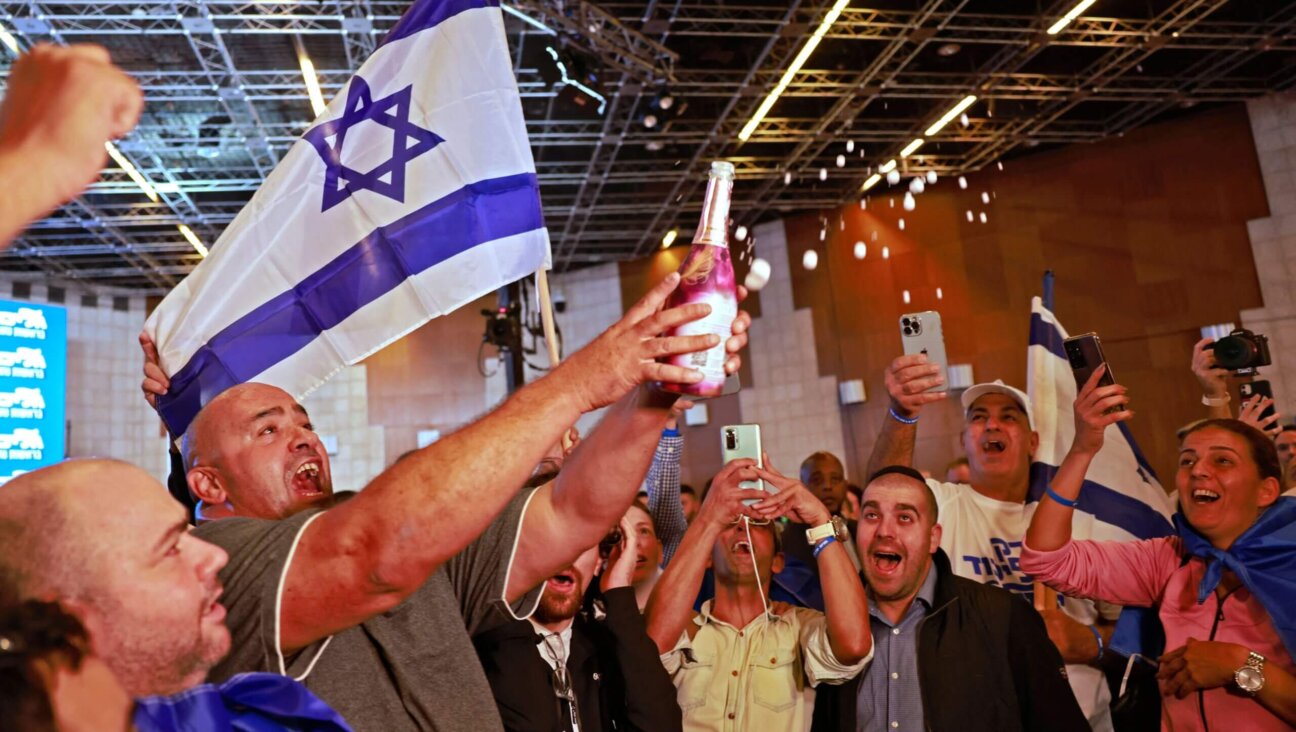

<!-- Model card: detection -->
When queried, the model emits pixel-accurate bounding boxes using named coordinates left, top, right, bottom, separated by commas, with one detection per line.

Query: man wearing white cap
left=864, top=355, right=1120, bottom=732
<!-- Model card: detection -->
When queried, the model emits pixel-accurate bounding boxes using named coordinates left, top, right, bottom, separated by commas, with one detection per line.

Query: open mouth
left=292, top=461, right=324, bottom=496
left=871, top=550, right=903, bottom=575
left=732, top=540, right=752, bottom=555
left=981, top=439, right=1006, bottom=454
left=1191, top=488, right=1221, bottom=505
left=635, top=554, right=648, bottom=567
left=547, top=571, right=577, bottom=593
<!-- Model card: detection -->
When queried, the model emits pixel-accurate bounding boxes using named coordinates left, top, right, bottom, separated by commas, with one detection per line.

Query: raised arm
left=280, top=274, right=736, bottom=652
left=0, top=44, right=142, bottom=247
left=1192, top=338, right=1233, bottom=420
left=506, top=290, right=751, bottom=600
left=1025, top=364, right=1130, bottom=552
left=751, top=457, right=871, bottom=664
left=644, top=459, right=760, bottom=653
left=864, top=354, right=946, bottom=478
left=645, top=400, right=691, bottom=565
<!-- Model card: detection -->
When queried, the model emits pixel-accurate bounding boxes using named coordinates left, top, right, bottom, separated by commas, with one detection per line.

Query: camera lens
left=902, top=326, right=913, bottom=335
left=1213, top=335, right=1256, bottom=371
left=902, top=318, right=911, bottom=326
left=725, top=430, right=736, bottom=450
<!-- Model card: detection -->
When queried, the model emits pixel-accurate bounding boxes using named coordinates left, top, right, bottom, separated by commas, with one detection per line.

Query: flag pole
left=1042, top=269, right=1055, bottom=312
left=535, top=268, right=572, bottom=451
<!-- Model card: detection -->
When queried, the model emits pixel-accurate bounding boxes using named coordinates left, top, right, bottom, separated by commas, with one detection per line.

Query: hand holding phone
left=900, top=312, right=948, bottom=393
left=720, top=424, right=767, bottom=504
left=1064, top=333, right=1125, bottom=415
left=1239, top=380, right=1280, bottom=435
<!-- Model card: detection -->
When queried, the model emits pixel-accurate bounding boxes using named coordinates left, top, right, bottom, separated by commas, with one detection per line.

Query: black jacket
left=812, top=550, right=1089, bottom=732
left=473, top=586, right=683, bottom=732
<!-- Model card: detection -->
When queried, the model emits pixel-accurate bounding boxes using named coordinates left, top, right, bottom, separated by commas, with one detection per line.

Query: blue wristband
left=1045, top=485, right=1080, bottom=509
left=888, top=406, right=919, bottom=425
left=812, top=536, right=837, bottom=558
left=662, top=427, right=680, bottom=437
left=1088, top=624, right=1105, bottom=663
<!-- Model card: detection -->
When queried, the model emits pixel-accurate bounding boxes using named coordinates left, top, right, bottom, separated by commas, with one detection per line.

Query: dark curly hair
left=0, top=598, right=92, bottom=732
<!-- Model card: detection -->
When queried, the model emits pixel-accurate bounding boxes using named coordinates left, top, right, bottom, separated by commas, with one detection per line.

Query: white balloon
left=735, top=225, right=748, bottom=242
left=903, top=192, right=916, bottom=211
left=886, top=169, right=901, bottom=185
left=745, top=258, right=772, bottom=291
left=926, top=170, right=938, bottom=184
left=836, top=154, right=846, bottom=168
left=802, top=249, right=819, bottom=270
left=958, top=176, right=968, bottom=189
left=909, top=177, right=925, bottom=194
left=854, top=242, right=866, bottom=259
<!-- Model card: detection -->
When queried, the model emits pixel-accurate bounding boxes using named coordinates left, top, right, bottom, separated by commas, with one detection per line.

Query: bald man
left=0, top=459, right=229, bottom=696
left=771, top=451, right=861, bottom=610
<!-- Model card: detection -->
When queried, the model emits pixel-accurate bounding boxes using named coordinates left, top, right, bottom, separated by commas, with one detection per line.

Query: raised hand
left=1071, top=364, right=1132, bottom=456
left=696, top=458, right=764, bottom=528
left=601, top=515, right=640, bottom=592
left=1192, top=338, right=1231, bottom=402
left=750, top=453, right=831, bottom=526
left=1237, top=395, right=1281, bottom=437
left=139, top=331, right=169, bottom=411
left=884, top=353, right=947, bottom=418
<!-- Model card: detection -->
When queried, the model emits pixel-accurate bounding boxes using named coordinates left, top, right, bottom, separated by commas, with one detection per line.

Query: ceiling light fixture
left=925, top=95, right=978, bottom=136
left=178, top=224, right=208, bottom=257
left=861, top=173, right=882, bottom=191
left=1047, top=0, right=1098, bottom=35
left=737, top=0, right=850, bottom=142
left=900, top=138, right=924, bottom=157
left=879, top=159, right=898, bottom=174
left=661, top=229, right=678, bottom=249
left=293, top=36, right=328, bottom=117
left=0, top=21, right=19, bottom=54
left=104, top=142, right=159, bottom=202
left=501, top=4, right=556, bottom=34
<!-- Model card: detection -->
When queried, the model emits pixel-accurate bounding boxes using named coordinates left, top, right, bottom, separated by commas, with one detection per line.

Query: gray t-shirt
left=194, top=489, right=543, bottom=731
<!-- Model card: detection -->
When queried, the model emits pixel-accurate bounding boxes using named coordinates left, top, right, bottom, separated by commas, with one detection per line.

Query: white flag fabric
left=1027, top=296, right=1174, bottom=542
left=145, top=0, right=550, bottom=435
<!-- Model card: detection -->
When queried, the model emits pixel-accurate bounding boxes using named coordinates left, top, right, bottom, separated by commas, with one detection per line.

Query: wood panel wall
left=783, top=104, right=1269, bottom=483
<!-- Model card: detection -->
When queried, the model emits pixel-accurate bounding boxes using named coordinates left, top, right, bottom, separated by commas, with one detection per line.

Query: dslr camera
left=1205, top=328, right=1271, bottom=374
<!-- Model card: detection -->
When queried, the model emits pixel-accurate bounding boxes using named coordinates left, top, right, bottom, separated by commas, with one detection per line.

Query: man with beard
left=867, top=361, right=1122, bottom=732
left=645, top=456, right=872, bottom=732
left=811, top=466, right=1088, bottom=732
left=474, top=514, right=682, bottom=732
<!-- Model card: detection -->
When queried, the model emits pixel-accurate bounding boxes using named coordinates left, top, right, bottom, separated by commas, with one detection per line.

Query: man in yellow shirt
left=645, top=456, right=873, bottom=732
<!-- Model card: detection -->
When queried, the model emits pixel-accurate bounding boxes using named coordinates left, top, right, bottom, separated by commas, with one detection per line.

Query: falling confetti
left=926, top=170, right=938, bottom=184
left=910, top=178, right=925, bottom=194
left=859, top=198, right=867, bottom=210
left=903, top=289, right=911, bottom=304
left=889, top=198, right=895, bottom=208
left=819, top=168, right=828, bottom=181
left=958, top=176, right=968, bottom=189
left=936, top=287, right=944, bottom=300
left=899, top=218, right=906, bottom=231
left=981, top=192, right=990, bottom=204
left=966, top=210, right=974, bottom=222
left=979, top=212, right=988, bottom=223
left=784, top=172, right=792, bottom=185
left=803, top=249, right=819, bottom=270
left=846, top=140, right=855, bottom=153
left=997, top=161, right=1004, bottom=171
left=872, top=231, right=878, bottom=242
left=840, top=219, right=846, bottom=231
left=735, top=225, right=748, bottom=242
left=882, top=246, right=890, bottom=259
left=819, top=228, right=827, bottom=241
left=903, top=192, right=916, bottom=211
left=960, top=113, right=969, bottom=128
left=854, top=242, right=866, bottom=259
left=886, top=169, right=901, bottom=185
left=836, top=154, right=846, bottom=168
left=745, top=258, right=771, bottom=291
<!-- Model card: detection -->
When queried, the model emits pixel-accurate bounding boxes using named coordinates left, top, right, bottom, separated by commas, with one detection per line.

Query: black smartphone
left=1240, top=380, right=1276, bottom=424
left=1064, top=332, right=1116, bottom=390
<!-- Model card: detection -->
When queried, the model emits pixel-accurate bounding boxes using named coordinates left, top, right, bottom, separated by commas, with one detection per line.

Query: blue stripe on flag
left=1028, top=312, right=1067, bottom=360
left=1028, top=462, right=1174, bottom=538
left=157, top=172, right=543, bottom=435
left=381, top=0, right=500, bottom=48
left=1116, top=420, right=1162, bottom=484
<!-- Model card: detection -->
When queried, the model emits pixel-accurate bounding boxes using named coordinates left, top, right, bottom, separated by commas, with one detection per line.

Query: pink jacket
left=1020, top=537, right=1293, bottom=732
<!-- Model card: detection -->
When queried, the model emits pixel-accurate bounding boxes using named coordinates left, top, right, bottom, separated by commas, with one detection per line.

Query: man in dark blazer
left=474, top=509, right=682, bottom=732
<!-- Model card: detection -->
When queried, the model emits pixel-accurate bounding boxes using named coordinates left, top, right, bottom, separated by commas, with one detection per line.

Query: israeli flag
left=1027, top=296, right=1174, bottom=658
left=145, top=0, right=550, bottom=436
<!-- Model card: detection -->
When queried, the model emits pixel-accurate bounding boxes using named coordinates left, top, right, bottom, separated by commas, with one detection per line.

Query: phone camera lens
left=902, top=326, right=913, bottom=336
left=725, top=431, right=736, bottom=450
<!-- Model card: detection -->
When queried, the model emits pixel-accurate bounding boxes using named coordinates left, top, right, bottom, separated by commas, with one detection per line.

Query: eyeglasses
left=729, top=516, right=772, bottom=527
left=541, top=634, right=581, bottom=729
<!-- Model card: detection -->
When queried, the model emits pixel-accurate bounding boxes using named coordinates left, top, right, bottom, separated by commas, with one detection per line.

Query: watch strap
left=805, top=521, right=836, bottom=543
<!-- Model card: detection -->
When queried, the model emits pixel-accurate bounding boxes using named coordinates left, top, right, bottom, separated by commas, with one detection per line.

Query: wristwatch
left=1235, top=651, right=1266, bottom=695
left=806, top=515, right=850, bottom=544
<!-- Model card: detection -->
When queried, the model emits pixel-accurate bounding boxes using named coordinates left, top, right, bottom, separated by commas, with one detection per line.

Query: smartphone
left=720, top=424, right=768, bottom=503
left=1240, top=380, right=1276, bottom=424
left=1063, top=333, right=1116, bottom=390
left=899, top=311, right=948, bottom=391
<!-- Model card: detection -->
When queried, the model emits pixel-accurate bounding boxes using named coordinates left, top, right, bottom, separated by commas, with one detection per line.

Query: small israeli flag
left=145, top=0, right=550, bottom=436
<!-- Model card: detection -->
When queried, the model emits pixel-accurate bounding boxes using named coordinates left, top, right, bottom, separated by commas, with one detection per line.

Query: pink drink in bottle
left=659, top=161, right=737, bottom=398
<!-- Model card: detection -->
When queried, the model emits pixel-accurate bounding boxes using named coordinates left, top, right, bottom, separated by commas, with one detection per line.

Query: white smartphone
left=720, top=423, right=768, bottom=504
left=900, top=311, right=948, bottom=392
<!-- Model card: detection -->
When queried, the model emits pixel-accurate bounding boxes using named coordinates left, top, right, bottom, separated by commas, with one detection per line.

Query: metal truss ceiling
left=2, top=0, right=1294, bottom=292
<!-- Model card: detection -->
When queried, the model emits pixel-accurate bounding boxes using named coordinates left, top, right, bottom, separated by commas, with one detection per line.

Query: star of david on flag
left=145, top=0, right=551, bottom=436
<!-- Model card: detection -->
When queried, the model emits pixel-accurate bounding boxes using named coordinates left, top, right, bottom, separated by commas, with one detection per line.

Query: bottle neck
left=693, top=173, right=733, bottom=248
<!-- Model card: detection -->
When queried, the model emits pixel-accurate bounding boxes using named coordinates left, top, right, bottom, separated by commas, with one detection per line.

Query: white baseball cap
left=960, top=379, right=1034, bottom=428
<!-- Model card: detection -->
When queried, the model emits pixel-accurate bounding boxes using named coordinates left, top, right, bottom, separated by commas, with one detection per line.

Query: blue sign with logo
left=0, top=299, right=66, bottom=484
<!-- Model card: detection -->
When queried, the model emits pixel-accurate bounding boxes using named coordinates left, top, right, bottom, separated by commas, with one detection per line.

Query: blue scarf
left=133, top=672, right=352, bottom=731
left=1173, top=496, right=1296, bottom=659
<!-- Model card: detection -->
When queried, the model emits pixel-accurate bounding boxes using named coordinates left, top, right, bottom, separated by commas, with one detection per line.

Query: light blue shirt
left=856, top=565, right=937, bottom=732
